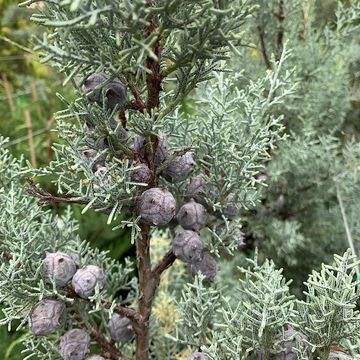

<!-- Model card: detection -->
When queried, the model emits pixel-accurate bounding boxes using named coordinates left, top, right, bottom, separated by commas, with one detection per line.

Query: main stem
left=135, top=2, right=165, bottom=358
left=135, top=223, right=177, bottom=360
left=135, top=225, right=177, bottom=359
left=135, top=224, right=155, bottom=359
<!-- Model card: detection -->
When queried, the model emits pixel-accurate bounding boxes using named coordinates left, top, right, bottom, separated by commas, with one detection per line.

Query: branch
left=64, top=286, right=144, bottom=325
left=145, top=0, right=162, bottom=114
left=26, top=179, right=90, bottom=206
left=336, top=185, right=360, bottom=277
left=72, top=307, right=131, bottom=360
left=257, top=26, right=272, bottom=70
left=104, top=300, right=144, bottom=325
left=134, top=224, right=177, bottom=360
left=127, top=83, right=146, bottom=113
left=274, top=0, right=285, bottom=60
left=300, top=0, right=312, bottom=41
left=89, top=325, right=129, bottom=360
left=119, top=110, right=127, bottom=129
left=152, top=250, right=177, bottom=276
left=134, top=222, right=155, bottom=360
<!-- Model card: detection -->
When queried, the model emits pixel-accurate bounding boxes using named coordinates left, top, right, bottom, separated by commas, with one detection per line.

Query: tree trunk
left=135, top=223, right=159, bottom=360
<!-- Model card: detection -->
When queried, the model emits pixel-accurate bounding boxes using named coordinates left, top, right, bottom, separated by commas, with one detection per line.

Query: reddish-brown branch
left=26, top=179, right=90, bottom=207
left=145, top=0, right=162, bottom=114
left=89, top=326, right=127, bottom=360
left=119, top=110, right=127, bottom=129
left=72, top=307, right=130, bottom=360
left=258, top=27, right=272, bottom=70
left=104, top=301, right=144, bottom=325
left=153, top=250, right=177, bottom=276
left=134, top=223, right=157, bottom=360
left=124, top=2, right=171, bottom=359
left=134, top=225, right=177, bottom=360
left=128, top=83, right=146, bottom=113
left=64, top=286, right=144, bottom=325
left=127, top=101, right=146, bottom=112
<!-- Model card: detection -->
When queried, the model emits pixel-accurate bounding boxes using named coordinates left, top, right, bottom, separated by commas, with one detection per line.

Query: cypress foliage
left=1, top=1, right=360, bottom=359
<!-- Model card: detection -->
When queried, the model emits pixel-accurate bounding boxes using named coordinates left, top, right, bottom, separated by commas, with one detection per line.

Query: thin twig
left=31, top=79, right=44, bottom=122
left=127, top=83, right=146, bottom=113
left=103, top=301, right=144, bottom=325
left=64, top=286, right=144, bottom=325
left=119, top=110, right=127, bottom=129
left=26, top=179, right=89, bottom=206
left=46, top=116, right=55, bottom=161
left=3, top=128, right=48, bottom=148
left=274, top=0, right=285, bottom=61
left=152, top=250, right=177, bottom=276
left=71, top=306, right=131, bottom=360
left=336, top=185, right=360, bottom=277
left=1, top=73, right=15, bottom=112
left=257, top=27, right=272, bottom=70
left=24, top=110, right=37, bottom=168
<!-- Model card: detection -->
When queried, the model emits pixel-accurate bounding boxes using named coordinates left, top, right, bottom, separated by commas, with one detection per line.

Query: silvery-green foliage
left=0, top=140, right=136, bottom=359
left=166, top=46, right=296, bottom=214
left=297, top=250, right=360, bottom=359
left=216, top=256, right=296, bottom=359
left=206, top=218, right=245, bottom=257
left=173, top=274, right=221, bottom=349
left=200, top=251, right=360, bottom=360
left=241, top=0, right=360, bottom=293
left=4, top=0, right=360, bottom=359
left=21, top=0, right=283, bottom=228
left=22, top=0, right=256, bottom=87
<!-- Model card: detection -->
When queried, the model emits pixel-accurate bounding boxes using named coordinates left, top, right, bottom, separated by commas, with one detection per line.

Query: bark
left=135, top=223, right=157, bottom=360
left=135, top=224, right=177, bottom=360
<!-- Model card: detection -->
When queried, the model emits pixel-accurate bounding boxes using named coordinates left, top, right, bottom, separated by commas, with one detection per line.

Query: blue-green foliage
left=0, top=139, right=136, bottom=359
